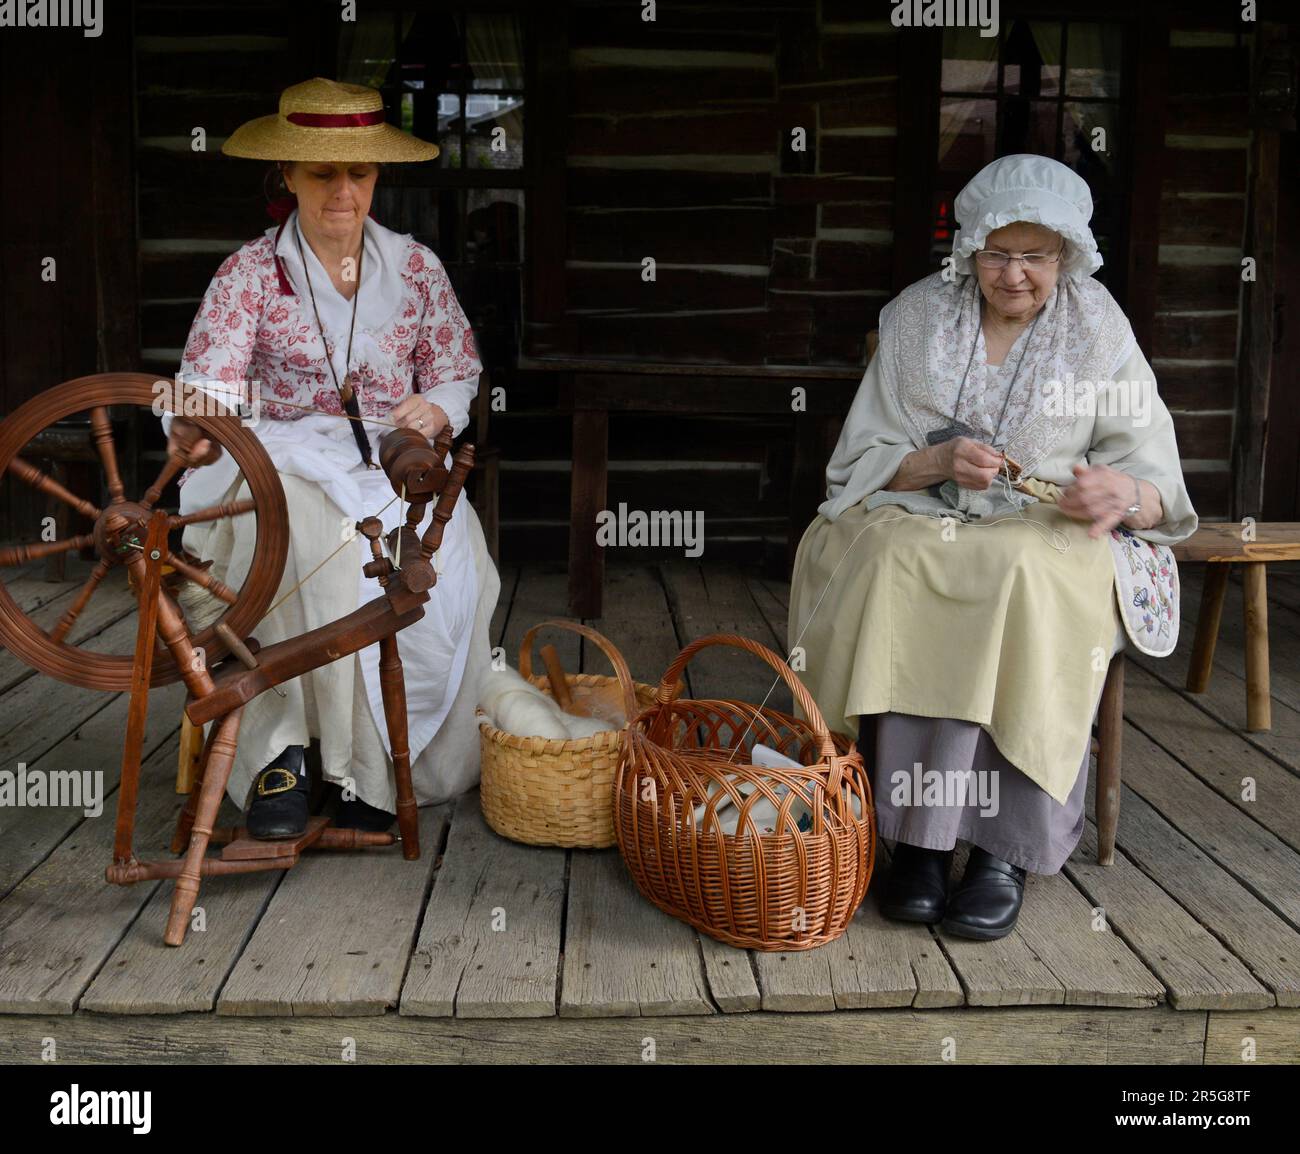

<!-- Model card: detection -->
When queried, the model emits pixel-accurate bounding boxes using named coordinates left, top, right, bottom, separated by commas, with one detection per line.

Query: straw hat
left=222, top=77, right=439, bottom=163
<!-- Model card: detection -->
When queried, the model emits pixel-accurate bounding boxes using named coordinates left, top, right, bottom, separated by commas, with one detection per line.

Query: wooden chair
left=1093, top=651, right=1125, bottom=866
left=469, top=370, right=500, bottom=565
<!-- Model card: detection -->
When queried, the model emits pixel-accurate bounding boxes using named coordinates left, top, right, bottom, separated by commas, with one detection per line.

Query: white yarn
left=479, top=665, right=621, bottom=740
left=479, top=666, right=571, bottom=739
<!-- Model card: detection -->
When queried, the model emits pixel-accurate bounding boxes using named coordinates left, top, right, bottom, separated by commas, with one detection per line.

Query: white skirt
left=175, top=414, right=500, bottom=813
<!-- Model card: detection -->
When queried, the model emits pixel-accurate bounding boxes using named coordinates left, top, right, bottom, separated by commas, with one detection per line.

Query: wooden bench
left=1171, top=522, right=1300, bottom=731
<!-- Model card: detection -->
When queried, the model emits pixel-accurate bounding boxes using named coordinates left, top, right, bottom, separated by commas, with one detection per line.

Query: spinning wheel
left=0, top=372, right=288, bottom=690
left=0, top=373, right=474, bottom=946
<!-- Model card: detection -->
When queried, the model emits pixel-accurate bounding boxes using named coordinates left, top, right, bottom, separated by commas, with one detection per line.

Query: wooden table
left=516, top=356, right=863, bottom=616
left=1171, top=522, right=1300, bottom=731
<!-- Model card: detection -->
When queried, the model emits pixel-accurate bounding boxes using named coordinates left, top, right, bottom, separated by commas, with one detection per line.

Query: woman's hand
left=1058, top=462, right=1155, bottom=539
left=391, top=395, right=449, bottom=440
left=941, top=436, right=1006, bottom=491
left=167, top=416, right=223, bottom=467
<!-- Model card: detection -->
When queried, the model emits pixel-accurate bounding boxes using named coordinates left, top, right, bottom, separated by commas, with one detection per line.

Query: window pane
left=1062, top=101, right=1118, bottom=216
left=1002, top=20, right=1060, bottom=97
left=465, top=94, right=525, bottom=170
left=468, top=12, right=524, bottom=90
left=338, top=10, right=401, bottom=88
left=998, top=98, right=1058, bottom=157
left=941, top=27, right=997, bottom=93
left=436, top=93, right=462, bottom=169
left=938, top=97, right=996, bottom=172
left=1066, top=23, right=1122, bottom=98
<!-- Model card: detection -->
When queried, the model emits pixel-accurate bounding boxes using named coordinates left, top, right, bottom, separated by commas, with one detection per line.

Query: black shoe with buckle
left=334, top=793, right=396, bottom=833
left=879, top=842, right=955, bottom=924
left=245, top=745, right=309, bottom=840
left=940, top=846, right=1028, bottom=940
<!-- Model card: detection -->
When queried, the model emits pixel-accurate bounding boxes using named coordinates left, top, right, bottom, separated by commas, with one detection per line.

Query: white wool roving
left=562, top=712, right=617, bottom=740
left=479, top=667, right=571, bottom=739
left=479, top=666, right=625, bottom=741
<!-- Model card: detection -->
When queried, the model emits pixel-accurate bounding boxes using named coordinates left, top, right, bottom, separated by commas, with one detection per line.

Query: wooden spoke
left=49, top=558, right=110, bottom=644
left=140, top=453, right=188, bottom=511
left=6, top=456, right=100, bottom=519
left=168, top=497, right=256, bottom=528
left=166, top=551, right=236, bottom=604
left=89, top=407, right=127, bottom=504
left=0, top=534, right=96, bottom=567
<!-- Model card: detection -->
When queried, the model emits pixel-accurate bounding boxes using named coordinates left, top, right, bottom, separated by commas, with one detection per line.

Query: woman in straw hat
left=164, top=78, right=500, bottom=839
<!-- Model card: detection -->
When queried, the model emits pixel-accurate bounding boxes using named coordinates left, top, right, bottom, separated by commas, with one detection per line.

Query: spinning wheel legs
left=379, top=632, right=420, bottom=860
left=164, top=708, right=243, bottom=946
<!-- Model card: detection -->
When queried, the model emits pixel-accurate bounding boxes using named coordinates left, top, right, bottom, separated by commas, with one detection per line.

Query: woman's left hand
left=391, top=395, right=449, bottom=440
left=1058, top=462, right=1138, bottom=540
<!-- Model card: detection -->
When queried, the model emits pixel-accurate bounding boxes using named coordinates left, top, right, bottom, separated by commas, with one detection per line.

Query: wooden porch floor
left=1, top=559, right=1299, bottom=1063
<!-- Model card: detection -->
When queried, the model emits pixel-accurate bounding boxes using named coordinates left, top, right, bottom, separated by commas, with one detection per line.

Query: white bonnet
left=951, top=153, right=1101, bottom=280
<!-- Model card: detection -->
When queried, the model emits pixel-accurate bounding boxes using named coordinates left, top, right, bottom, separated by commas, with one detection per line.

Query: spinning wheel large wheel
left=0, top=372, right=288, bottom=691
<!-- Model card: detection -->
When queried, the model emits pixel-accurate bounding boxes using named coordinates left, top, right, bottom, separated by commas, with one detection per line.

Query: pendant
left=340, top=372, right=355, bottom=404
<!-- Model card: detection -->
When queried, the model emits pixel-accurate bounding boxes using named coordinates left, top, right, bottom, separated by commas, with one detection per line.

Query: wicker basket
left=614, top=634, right=875, bottom=951
left=479, top=619, right=658, bottom=848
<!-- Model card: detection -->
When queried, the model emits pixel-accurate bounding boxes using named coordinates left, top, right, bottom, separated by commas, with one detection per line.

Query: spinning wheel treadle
left=0, top=373, right=476, bottom=946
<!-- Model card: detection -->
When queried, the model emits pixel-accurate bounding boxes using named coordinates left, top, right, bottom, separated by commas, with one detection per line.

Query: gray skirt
left=859, top=712, right=1089, bottom=875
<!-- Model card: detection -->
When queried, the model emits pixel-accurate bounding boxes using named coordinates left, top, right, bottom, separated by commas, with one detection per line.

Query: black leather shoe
left=334, top=793, right=395, bottom=832
left=245, top=745, right=309, bottom=840
left=941, top=846, right=1027, bottom=940
left=879, top=842, right=955, bottom=924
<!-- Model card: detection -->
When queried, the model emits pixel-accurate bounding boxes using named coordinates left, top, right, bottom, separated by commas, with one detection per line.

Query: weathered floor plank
left=216, top=806, right=449, bottom=1017
left=1204, top=1007, right=1300, bottom=1064
left=0, top=681, right=187, bottom=900
left=80, top=851, right=281, bottom=1015
left=560, top=849, right=714, bottom=1018
left=1065, top=821, right=1272, bottom=1010
left=1090, top=780, right=1300, bottom=1006
left=1120, top=723, right=1300, bottom=932
left=0, top=1005, right=1213, bottom=1064
left=1125, top=662, right=1300, bottom=853
left=0, top=747, right=180, bottom=1014
left=823, top=846, right=964, bottom=1010
left=400, top=790, right=565, bottom=1018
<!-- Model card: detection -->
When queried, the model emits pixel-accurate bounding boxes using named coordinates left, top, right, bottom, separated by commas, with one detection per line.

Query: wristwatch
left=1123, top=475, right=1142, bottom=519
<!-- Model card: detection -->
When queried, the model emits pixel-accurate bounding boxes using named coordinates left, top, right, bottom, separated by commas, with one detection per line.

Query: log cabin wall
left=134, top=1, right=322, bottom=380
left=535, top=1, right=896, bottom=364
left=1154, top=22, right=1252, bottom=522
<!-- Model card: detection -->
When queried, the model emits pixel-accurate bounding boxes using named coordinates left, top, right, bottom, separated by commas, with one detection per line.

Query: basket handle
left=519, top=619, right=640, bottom=720
left=653, top=634, right=838, bottom=763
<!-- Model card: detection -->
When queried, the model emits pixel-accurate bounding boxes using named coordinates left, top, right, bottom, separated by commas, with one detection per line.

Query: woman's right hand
left=940, top=436, right=1005, bottom=491
left=167, top=416, right=223, bottom=467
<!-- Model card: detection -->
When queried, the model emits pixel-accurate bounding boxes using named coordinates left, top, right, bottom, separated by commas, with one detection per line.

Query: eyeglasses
left=974, top=247, right=1065, bottom=269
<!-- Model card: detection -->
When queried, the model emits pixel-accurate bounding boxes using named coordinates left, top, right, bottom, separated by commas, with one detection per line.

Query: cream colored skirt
left=788, top=501, right=1121, bottom=804
left=178, top=471, right=500, bottom=814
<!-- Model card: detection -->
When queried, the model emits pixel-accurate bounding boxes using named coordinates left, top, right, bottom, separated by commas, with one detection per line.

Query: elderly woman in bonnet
left=789, top=155, right=1197, bottom=940
left=163, top=79, right=500, bottom=840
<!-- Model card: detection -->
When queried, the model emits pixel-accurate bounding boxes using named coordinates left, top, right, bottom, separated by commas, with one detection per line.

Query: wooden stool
left=1172, top=522, right=1300, bottom=732
left=1093, top=651, right=1125, bottom=866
